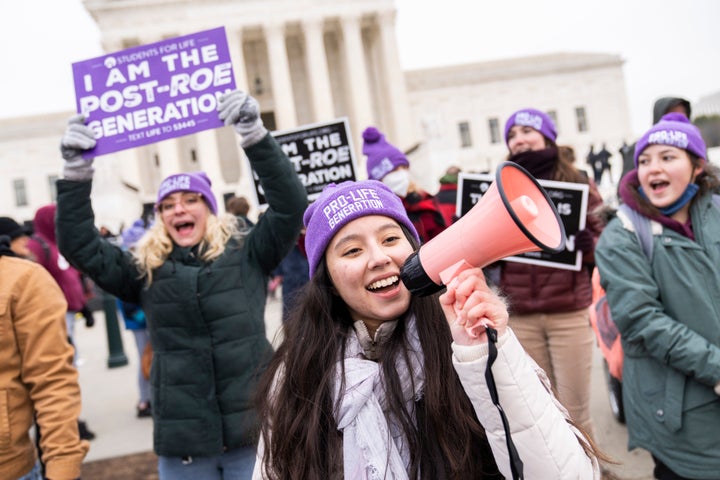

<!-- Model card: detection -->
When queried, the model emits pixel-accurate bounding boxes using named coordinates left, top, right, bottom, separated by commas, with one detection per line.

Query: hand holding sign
left=61, top=114, right=96, bottom=181
left=217, top=90, right=267, bottom=148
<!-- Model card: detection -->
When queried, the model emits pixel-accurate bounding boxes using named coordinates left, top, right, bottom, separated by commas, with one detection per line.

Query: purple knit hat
left=634, top=112, right=707, bottom=166
left=504, top=108, right=557, bottom=145
left=303, top=180, right=420, bottom=277
left=156, top=171, right=218, bottom=214
left=362, top=126, right=410, bottom=181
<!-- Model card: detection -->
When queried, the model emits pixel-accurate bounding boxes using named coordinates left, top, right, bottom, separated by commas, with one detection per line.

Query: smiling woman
left=253, top=179, right=603, bottom=479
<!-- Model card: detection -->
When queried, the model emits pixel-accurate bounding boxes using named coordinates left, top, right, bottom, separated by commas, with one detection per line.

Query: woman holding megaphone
left=253, top=180, right=602, bottom=479
left=497, top=109, right=605, bottom=443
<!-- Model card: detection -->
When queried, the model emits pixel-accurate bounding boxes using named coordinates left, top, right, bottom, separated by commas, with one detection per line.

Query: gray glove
left=60, top=114, right=96, bottom=181
left=217, top=90, right=268, bottom=148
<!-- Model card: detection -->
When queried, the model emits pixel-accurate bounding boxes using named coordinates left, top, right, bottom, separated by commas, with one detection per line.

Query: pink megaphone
left=400, top=161, right=566, bottom=298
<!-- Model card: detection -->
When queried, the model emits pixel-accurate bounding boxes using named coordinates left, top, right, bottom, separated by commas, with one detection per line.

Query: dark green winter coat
left=56, top=134, right=307, bottom=457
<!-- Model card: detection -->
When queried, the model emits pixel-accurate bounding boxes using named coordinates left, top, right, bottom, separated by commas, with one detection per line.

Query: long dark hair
left=255, top=228, right=502, bottom=479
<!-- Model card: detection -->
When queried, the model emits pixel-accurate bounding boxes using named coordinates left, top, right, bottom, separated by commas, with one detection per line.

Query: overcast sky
left=1, top=0, right=719, bottom=136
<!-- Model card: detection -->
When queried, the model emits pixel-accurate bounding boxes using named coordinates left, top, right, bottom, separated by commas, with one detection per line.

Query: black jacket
left=56, top=134, right=307, bottom=456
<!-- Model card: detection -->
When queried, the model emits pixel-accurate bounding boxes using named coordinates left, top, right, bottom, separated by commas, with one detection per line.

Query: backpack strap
left=616, top=204, right=657, bottom=261
left=617, top=194, right=720, bottom=262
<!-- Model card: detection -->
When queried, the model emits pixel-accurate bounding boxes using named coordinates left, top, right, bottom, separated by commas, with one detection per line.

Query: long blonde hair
left=133, top=213, right=245, bottom=285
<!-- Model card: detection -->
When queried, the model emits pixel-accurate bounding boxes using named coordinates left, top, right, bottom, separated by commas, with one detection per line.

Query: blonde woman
left=55, top=90, right=308, bottom=479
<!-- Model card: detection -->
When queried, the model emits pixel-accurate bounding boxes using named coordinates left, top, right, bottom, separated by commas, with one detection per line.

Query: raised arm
left=218, top=90, right=308, bottom=274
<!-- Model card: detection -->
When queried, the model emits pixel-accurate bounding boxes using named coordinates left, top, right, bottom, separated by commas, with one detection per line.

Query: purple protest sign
left=72, top=27, right=236, bottom=158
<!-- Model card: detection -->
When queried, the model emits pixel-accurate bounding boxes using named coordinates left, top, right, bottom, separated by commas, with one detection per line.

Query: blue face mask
left=639, top=183, right=699, bottom=216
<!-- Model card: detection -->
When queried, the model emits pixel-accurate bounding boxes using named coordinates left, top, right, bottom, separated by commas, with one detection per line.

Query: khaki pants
left=509, top=308, right=595, bottom=439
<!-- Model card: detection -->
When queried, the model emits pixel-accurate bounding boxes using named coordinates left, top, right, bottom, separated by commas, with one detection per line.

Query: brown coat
left=0, top=256, right=88, bottom=480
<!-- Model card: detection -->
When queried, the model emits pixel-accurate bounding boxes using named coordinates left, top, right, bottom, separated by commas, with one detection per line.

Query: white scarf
left=333, top=316, right=425, bottom=480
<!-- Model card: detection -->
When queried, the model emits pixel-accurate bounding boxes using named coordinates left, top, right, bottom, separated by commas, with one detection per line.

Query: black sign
left=252, top=118, right=357, bottom=205
left=457, top=172, right=589, bottom=271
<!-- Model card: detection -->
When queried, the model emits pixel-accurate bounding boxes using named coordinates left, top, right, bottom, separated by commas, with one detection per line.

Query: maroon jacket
left=499, top=180, right=604, bottom=315
left=27, top=204, right=86, bottom=312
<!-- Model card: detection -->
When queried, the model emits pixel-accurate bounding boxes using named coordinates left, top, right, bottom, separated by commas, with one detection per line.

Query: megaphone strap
left=485, top=327, right=525, bottom=480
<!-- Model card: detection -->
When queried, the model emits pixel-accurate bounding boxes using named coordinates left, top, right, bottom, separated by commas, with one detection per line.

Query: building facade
left=0, top=0, right=633, bottom=230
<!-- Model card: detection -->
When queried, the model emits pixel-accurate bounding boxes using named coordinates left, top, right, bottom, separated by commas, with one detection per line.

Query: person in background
left=588, top=144, right=612, bottom=184
left=226, top=195, right=255, bottom=228
left=436, top=165, right=461, bottom=226
left=498, top=108, right=604, bottom=441
left=0, top=234, right=89, bottom=480
left=26, top=204, right=96, bottom=441
left=596, top=113, right=720, bottom=479
left=270, top=228, right=309, bottom=324
left=362, top=126, right=446, bottom=243
left=55, top=89, right=307, bottom=479
left=0, top=216, right=33, bottom=258
left=253, top=179, right=602, bottom=479
left=618, top=96, right=692, bottom=188
left=116, top=218, right=153, bottom=418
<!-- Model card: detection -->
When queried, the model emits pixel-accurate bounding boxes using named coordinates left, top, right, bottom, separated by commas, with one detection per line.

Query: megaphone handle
left=439, top=260, right=494, bottom=339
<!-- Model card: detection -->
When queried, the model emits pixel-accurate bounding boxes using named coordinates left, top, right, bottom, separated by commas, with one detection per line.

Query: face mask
left=382, top=169, right=410, bottom=198
left=639, top=182, right=699, bottom=216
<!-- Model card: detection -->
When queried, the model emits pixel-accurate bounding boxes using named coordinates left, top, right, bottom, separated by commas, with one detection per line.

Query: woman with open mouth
left=252, top=179, right=602, bottom=479
left=596, top=113, right=720, bottom=480
left=54, top=89, right=308, bottom=480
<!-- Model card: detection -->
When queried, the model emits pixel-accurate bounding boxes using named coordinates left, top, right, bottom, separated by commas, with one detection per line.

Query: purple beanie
left=504, top=108, right=557, bottom=145
left=303, top=180, right=420, bottom=277
left=156, top=171, right=218, bottom=214
left=362, top=126, right=410, bottom=181
left=634, top=112, right=707, bottom=166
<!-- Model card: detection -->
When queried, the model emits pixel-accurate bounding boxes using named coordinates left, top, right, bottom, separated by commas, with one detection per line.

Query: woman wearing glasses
left=54, top=90, right=307, bottom=480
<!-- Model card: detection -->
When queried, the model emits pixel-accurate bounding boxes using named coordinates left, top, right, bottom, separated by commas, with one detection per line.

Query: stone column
left=157, top=138, right=182, bottom=178
left=195, top=130, right=227, bottom=212
left=227, top=27, right=248, bottom=91
left=340, top=14, right=373, bottom=145
left=264, top=21, right=297, bottom=130
left=302, top=17, right=334, bottom=122
left=377, top=10, right=415, bottom=147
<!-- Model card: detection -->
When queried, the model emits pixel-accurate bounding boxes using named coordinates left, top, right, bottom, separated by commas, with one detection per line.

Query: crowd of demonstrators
left=361, top=126, right=447, bottom=243
left=253, top=179, right=602, bottom=479
left=55, top=89, right=307, bottom=479
left=595, top=113, right=720, bottom=480
left=494, top=108, right=604, bottom=442
left=6, top=72, right=708, bottom=480
left=435, top=165, right=461, bottom=226
left=116, top=218, right=153, bottom=418
left=0, top=234, right=89, bottom=480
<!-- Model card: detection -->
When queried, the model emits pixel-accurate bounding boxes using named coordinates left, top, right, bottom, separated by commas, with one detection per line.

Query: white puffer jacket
left=453, top=328, right=600, bottom=479
left=253, top=328, right=600, bottom=479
